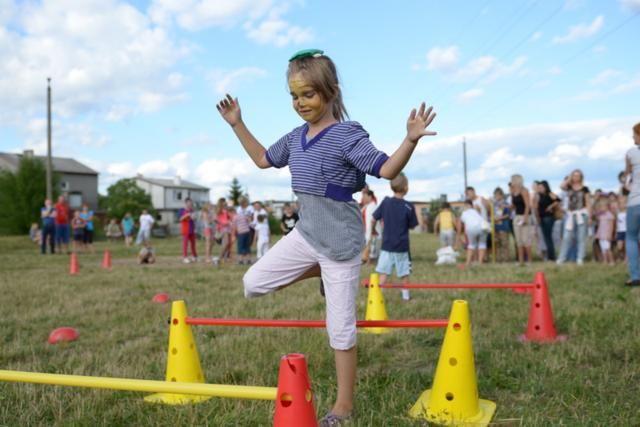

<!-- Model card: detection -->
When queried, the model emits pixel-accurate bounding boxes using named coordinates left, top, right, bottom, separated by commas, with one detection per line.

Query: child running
left=372, top=173, right=419, bottom=301
left=216, top=49, right=436, bottom=426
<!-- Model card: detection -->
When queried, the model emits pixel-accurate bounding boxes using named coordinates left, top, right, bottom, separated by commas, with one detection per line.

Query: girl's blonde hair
left=510, top=174, right=524, bottom=188
left=287, top=55, right=348, bottom=122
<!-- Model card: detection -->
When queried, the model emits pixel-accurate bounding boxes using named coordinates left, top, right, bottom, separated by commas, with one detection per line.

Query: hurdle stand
left=362, top=272, right=565, bottom=343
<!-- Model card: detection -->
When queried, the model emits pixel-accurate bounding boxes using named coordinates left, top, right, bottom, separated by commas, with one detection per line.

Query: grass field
left=1, top=233, right=639, bottom=426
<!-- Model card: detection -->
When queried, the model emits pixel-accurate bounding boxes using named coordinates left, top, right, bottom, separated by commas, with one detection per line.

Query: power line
left=455, top=10, right=640, bottom=134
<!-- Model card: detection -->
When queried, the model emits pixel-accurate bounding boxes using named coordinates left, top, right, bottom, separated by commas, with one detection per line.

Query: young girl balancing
left=216, top=49, right=436, bottom=426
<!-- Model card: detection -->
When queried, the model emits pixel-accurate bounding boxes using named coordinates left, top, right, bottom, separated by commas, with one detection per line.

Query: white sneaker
left=183, top=258, right=191, bottom=264
left=577, top=259, right=584, bottom=266
left=192, top=257, right=198, bottom=263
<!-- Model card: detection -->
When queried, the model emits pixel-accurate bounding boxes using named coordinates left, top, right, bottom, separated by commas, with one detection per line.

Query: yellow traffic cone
left=362, top=273, right=389, bottom=334
left=145, top=300, right=210, bottom=405
left=409, top=300, right=496, bottom=426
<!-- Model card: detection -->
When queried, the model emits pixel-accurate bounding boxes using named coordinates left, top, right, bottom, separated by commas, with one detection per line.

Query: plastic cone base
left=101, top=250, right=112, bottom=269
left=144, top=300, right=209, bottom=405
left=409, top=389, right=496, bottom=426
left=362, top=273, right=390, bottom=335
left=521, top=272, right=565, bottom=343
left=69, top=253, right=79, bottom=275
left=273, top=353, right=317, bottom=427
left=144, top=393, right=211, bottom=405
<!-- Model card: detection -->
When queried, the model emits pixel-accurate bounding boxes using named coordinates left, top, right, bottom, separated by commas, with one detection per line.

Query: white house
left=134, top=175, right=209, bottom=234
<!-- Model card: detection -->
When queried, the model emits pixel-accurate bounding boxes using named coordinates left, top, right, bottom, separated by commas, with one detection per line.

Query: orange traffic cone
left=520, top=272, right=566, bottom=342
left=101, top=249, right=112, bottom=269
left=69, top=252, right=79, bottom=275
left=273, top=353, right=317, bottom=427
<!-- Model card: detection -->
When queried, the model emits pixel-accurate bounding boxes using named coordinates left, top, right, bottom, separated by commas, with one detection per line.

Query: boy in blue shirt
left=372, top=172, right=419, bottom=301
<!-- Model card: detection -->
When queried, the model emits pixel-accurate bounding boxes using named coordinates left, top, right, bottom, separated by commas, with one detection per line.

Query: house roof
left=135, top=176, right=209, bottom=191
left=0, top=152, right=98, bottom=175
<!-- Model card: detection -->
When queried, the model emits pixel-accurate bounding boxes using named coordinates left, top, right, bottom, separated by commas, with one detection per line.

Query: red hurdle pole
left=185, top=318, right=448, bottom=328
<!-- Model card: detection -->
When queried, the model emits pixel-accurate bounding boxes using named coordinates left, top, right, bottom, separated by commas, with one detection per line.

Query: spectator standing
left=615, top=196, right=627, bottom=261
left=105, top=219, right=122, bottom=241
left=433, top=202, right=456, bottom=248
left=136, top=209, right=154, bottom=245
left=492, top=188, right=511, bottom=262
left=361, top=189, right=380, bottom=263
left=80, top=204, right=95, bottom=253
left=280, top=202, right=299, bottom=235
left=457, top=200, right=487, bottom=268
left=624, top=122, right=640, bottom=286
left=536, top=181, right=560, bottom=261
left=510, top=174, right=534, bottom=265
left=557, top=170, right=591, bottom=265
left=40, top=199, right=56, bottom=254
left=122, top=213, right=134, bottom=246
left=232, top=204, right=252, bottom=265
left=595, top=198, right=615, bottom=265
left=54, top=195, right=70, bottom=254
left=200, top=202, right=216, bottom=263
left=70, top=210, right=86, bottom=253
left=465, top=186, right=491, bottom=257
left=179, top=198, right=198, bottom=263
left=216, top=198, right=233, bottom=263
left=254, top=214, right=270, bottom=259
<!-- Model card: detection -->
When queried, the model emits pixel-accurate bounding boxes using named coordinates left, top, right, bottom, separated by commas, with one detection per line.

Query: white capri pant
left=466, top=228, right=487, bottom=250
left=243, top=228, right=361, bottom=350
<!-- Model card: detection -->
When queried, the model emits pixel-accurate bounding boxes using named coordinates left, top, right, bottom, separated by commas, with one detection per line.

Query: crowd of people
left=431, top=169, right=630, bottom=269
left=35, top=195, right=95, bottom=255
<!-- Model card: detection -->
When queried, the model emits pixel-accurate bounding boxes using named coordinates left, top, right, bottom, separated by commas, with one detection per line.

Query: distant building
left=134, top=174, right=210, bottom=235
left=0, top=150, right=99, bottom=210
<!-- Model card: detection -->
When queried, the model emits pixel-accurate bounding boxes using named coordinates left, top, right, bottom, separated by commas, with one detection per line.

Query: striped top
left=266, top=121, right=389, bottom=202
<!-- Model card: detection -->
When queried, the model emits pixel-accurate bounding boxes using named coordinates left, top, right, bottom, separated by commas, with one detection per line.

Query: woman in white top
left=456, top=200, right=486, bottom=268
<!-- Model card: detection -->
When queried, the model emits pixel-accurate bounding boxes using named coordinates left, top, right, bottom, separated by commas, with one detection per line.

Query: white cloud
left=438, top=160, right=452, bottom=169
left=589, top=69, right=622, bottom=85
left=150, top=0, right=312, bottom=47
left=170, top=152, right=191, bottom=178
left=458, top=88, right=484, bottom=103
left=620, top=0, right=640, bottom=12
left=481, top=147, right=524, bottom=169
left=208, top=67, right=268, bottom=95
left=530, top=31, right=542, bottom=42
left=138, top=160, right=170, bottom=176
left=588, top=131, right=632, bottom=160
left=549, top=144, right=583, bottom=165
left=453, top=55, right=527, bottom=83
left=547, top=66, right=563, bottom=75
left=426, top=45, right=459, bottom=72
left=552, top=15, right=604, bottom=44
left=0, top=0, right=189, bottom=126
left=107, top=162, right=135, bottom=177
left=592, top=44, right=607, bottom=54
left=149, top=0, right=272, bottom=30
left=612, top=74, right=640, bottom=94
left=244, top=5, right=313, bottom=47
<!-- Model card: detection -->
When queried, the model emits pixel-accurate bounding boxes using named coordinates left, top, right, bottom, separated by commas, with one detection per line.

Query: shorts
left=514, top=215, right=534, bottom=247
left=73, top=232, right=84, bottom=242
left=466, top=228, right=487, bottom=250
left=376, top=250, right=411, bottom=278
left=55, top=224, right=69, bottom=244
left=83, top=229, right=93, bottom=244
left=617, top=232, right=626, bottom=242
left=439, top=229, right=455, bottom=247
left=243, top=228, right=361, bottom=350
left=236, top=232, right=251, bottom=255
left=598, top=240, right=611, bottom=251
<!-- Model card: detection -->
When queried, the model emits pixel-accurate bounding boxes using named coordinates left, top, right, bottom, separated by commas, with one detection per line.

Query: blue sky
left=0, top=0, right=639, bottom=202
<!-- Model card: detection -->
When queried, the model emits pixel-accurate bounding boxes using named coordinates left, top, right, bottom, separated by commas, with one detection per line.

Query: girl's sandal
left=319, top=412, right=353, bottom=427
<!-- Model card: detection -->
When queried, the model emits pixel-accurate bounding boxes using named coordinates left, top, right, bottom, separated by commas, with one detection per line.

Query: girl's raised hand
left=406, top=102, right=437, bottom=143
left=216, top=94, right=242, bottom=127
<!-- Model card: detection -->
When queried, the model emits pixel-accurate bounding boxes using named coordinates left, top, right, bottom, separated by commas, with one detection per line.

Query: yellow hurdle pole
left=0, top=370, right=278, bottom=401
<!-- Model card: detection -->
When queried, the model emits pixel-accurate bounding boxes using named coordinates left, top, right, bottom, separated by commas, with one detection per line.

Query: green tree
left=103, top=178, right=154, bottom=220
left=228, top=177, right=245, bottom=205
left=0, top=156, right=59, bottom=234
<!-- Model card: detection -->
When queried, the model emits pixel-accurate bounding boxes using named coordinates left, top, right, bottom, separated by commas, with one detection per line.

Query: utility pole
left=462, top=137, right=468, bottom=195
left=46, top=77, right=53, bottom=201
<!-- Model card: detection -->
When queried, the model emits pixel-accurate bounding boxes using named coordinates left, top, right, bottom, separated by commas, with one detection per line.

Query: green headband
left=289, top=49, right=324, bottom=62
